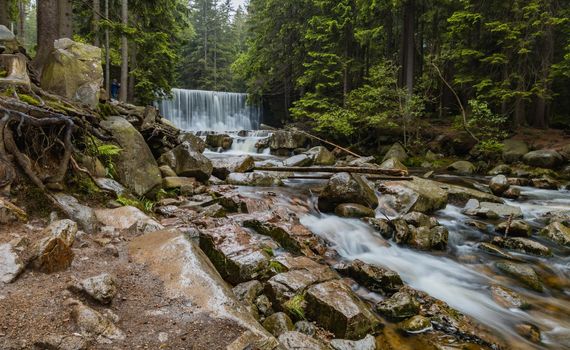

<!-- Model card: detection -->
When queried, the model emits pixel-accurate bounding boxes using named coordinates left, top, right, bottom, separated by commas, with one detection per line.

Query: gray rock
left=95, top=206, right=163, bottom=234
left=305, top=146, right=335, bottom=166
left=375, top=290, right=420, bottom=320
left=478, top=243, right=517, bottom=260
left=335, top=203, right=376, bottom=218
left=540, top=222, right=570, bottom=247
left=305, top=280, right=381, bottom=339
left=158, top=141, right=213, bottom=182
left=492, top=237, right=551, bottom=256
left=330, top=335, right=376, bottom=350
left=93, top=178, right=126, bottom=197
left=178, top=132, right=206, bottom=153
left=206, top=133, right=233, bottom=150
left=407, top=225, right=448, bottom=251
left=489, top=175, right=510, bottom=196
left=531, top=176, right=560, bottom=190
left=402, top=212, right=438, bottom=228
left=397, top=315, right=432, bottom=334
left=211, top=156, right=255, bottom=180
left=269, top=131, right=308, bottom=151
left=488, top=164, right=512, bottom=176
left=34, top=334, right=89, bottom=350
left=335, top=259, right=403, bottom=294
left=226, top=172, right=284, bottom=187
left=69, top=299, right=125, bottom=343
left=377, top=177, right=448, bottom=214
left=318, top=173, right=378, bottom=213
left=263, top=312, right=294, bottom=337
left=53, top=194, right=99, bottom=233
left=495, top=262, right=542, bottom=292
left=496, top=220, right=532, bottom=237
left=447, top=160, right=476, bottom=174
left=76, top=273, right=118, bottom=304
left=502, top=140, right=529, bottom=163
left=503, top=187, right=521, bottom=199
left=233, top=280, right=264, bottom=305
left=479, top=202, right=523, bottom=218
left=0, top=238, right=29, bottom=283
left=382, top=143, right=408, bottom=163
left=294, top=321, right=316, bottom=336
left=523, top=150, right=564, bottom=169
left=379, top=158, right=407, bottom=172
left=278, top=331, right=328, bottom=350
left=283, top=154, right=313, bottom=167
left=100, top=116, right=162, bottom=196
left=255, top=294, right=274, bottom=318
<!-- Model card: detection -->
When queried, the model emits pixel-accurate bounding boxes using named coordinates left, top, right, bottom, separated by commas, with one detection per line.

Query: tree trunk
left=0, top=0, right=10, bottom=27
left=57, top=0, right=73, bottom=38
left=533, top=23, right=554, bottom=129
left=17, top=0, right=25, bottom=41
left=402, top=0, right=415, bottom=96
left=93, top=0, right=100, bottom=46
left=104, top=0, right=110, bottom=94
left=34, top=0, right=59, bottom=73
left=119, top=0, right=128, bottom=102
left=128, top=43, right=136, bottom=102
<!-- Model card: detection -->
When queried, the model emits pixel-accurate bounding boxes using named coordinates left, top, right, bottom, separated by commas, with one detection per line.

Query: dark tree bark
left=119, top=0, right=128, bottom=102
left=402, top=0, right=415, bottom=96
left=93, top=0, right=100, bottom=46
left=0, top=0, right=11, bottom=28
left=57, top=0, right=73, bottom=38
left=34, top=0, right=59, bottom=72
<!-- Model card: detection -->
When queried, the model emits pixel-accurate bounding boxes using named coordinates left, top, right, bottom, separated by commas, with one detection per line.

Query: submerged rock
left=278, top=331, right=328, bottom=350
left=334, top=259, right=403, bottom=294
left=490, top=285, right=529, bottom=310
left=329, top=334, right=376, bottom=350
left=375, top=290, right=420, bottom=320
left=158, top=141, right=213, bottom=182
left=305, top=280, right=381, bottom=339
left=335, top=203, right=376, bottom=218
left=495, top=261, right=543, bottom=292
left=398, top=315, right=432, bottom=334
left=540, top=222, right=570, bottom=247
left=318, top=173, right=378, bottom=213
left=515, top=323, right=542, bottom=344
left=523, top=150, right=563, bottom=169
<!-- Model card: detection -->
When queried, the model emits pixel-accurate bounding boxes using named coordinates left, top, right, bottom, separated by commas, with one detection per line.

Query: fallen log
left=254, top=166, right=408, bottom=177
left=286, top=175, right=413, bottom=181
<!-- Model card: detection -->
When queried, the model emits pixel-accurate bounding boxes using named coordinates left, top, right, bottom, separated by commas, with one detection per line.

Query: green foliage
left=283, top=294, right=306, bottom=320
left=116, top=195, right=155, bottom=213
left=268, top=260, right=286, bottom=274
left=466, top=99, right=509, bottom=142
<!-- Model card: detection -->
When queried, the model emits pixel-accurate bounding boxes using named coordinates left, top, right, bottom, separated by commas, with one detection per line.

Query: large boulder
left=52, top=193, right=98, bottom=233
left=375, top=290, right=420, bottom=320
left=206, top=133, right=233, bottom=150
left=377, top=177, right=448, bottom=214
left=32, top=220, right=77, bottom=273
left=178, top=132, right=206, bottom=153
left=0, top=25, right=18, bottom=53
left=502, top=140, right=529, bottom=163
left=262, top=312, right=294, bottom=337
left=489, top=175, right=510, bottom=196
left=380, top=158, right=407, bottom=172
left=40, top=38, right=103, bottom=107
left=495, top=262, right=542, bottom=292
left=522, top=150, right=564, bottom=169
left=383, top=143, right=408, bottom=162
left=95, top=206, right=163, bottom=234
left=283, top=154, right=313, bottom=167
left=211, top=156, right=255, bottom=180
left=305, top=146, right=335, bottom=166
left=227, top=172, right=284, bottom=187
left=335, top=259, right=403, bottom=294
left=492, top=237, right=551, bottom=257
left=540, top=222, right=570, bottom=247
left=0, top=53, right=31, bottom=89
left=305, top=280, right=381, bottom=339
left=100, top=116, right=162, bottom=196
left=269, top=131, right=308, bottom=152
left=335, top=203, right=376, bottom=218
left=318, top=173, right=378, bottom=213
left=158, top=141, right=213, bottom=182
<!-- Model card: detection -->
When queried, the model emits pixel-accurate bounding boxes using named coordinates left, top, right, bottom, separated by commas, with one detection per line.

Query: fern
left=97, top=144, right=123, bottom=157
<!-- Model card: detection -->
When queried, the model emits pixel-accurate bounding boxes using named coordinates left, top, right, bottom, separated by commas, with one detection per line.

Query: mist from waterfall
left=157, top=89, right=262, bottom=131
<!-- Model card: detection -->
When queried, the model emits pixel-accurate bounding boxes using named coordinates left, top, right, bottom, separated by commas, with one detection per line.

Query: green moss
left=116, top=195, right=156, bottom=213
left=0, top=69, right=7, bottom=78
left=45, top=99, right=69, bottom=113
left=97, top=103, right=119, bottom=117
left=18, top=94, right=41, bottom=107
left=268, top=260, right=286, bottom=274
left=284, top=294, right=306, bottom=320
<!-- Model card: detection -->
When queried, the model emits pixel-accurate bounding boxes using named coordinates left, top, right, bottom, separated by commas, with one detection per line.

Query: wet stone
left=492, top=237, right=551, bottom=257
left=478, top=243, right=517, bottom=261
left=398, top=315, right=432, bottom=334
left=515, top=323, right=541, bottom=344
left=329, top=334, right=376, bottom=350
left=211, top=156, right=255, bottom=180
left=375, top=290, right=420, bottom=321
left=335, top=259, right=403, bottom=294
left=294, top=321, right=316, bottom=337
left=318, top=173, right=378, bottom=213
left=305, top=280, right=382, bottom=339
left=540, top=222, right=570, bottom=247
left=495, top=261, right=543, bottom=292
left=489, top=175, right=510, bottom=195
left=335, top=203, right=376, bottom=218
left=496, top=220, right=532, bottom=237
left=490, top=285, right=529, bottom=310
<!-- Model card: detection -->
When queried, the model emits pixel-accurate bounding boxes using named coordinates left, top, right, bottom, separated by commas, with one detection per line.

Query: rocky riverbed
left=1, top=124, right=570, bottom=350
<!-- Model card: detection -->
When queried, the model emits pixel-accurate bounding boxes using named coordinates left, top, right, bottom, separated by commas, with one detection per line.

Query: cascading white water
left=157, top=89, right=262, bottom=131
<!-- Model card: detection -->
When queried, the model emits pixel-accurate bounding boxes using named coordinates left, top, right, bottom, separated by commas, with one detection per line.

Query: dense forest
left=1, top=0, right=569, bottom=145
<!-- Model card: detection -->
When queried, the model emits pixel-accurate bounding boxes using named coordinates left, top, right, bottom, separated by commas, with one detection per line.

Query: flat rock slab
left=130, top=229, right=278, bottom=349
left=0, top=243, right=25, bottom=283
left=305, top=280, right=381, bottom=340
left=95, top=206, right=163, bottom=233
left=199, top=223, right=271, bottom=284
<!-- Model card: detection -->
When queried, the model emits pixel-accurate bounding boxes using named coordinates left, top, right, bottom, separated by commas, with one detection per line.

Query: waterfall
left=157, top=89, right=262, bottom=131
